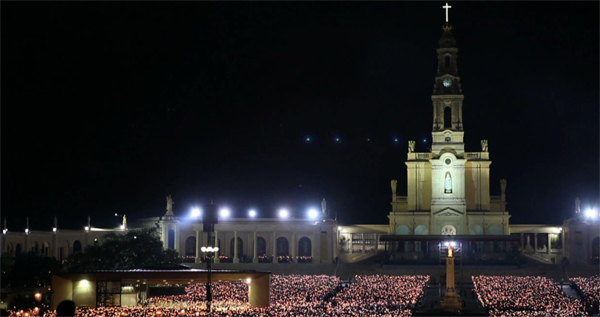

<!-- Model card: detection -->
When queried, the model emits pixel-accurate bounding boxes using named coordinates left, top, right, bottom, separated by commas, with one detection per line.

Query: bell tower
left=429, top=4, right=468, bottom=234
left=431, top=18, right=465, bottom=156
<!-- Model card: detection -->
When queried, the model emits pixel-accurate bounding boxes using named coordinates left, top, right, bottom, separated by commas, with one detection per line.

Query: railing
left=417, top=153, right=432, bottom=160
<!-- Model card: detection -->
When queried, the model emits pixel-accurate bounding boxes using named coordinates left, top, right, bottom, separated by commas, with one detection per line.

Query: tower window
left=444, top=107, right=452, bottom=129
left=444, top=56, right=450, bottom=68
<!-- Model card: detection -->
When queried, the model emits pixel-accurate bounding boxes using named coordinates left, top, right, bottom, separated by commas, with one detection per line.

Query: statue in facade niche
left=408, top=141, right=415, bottom=153
left=166, top=195, right=174, bottom=212
left=391, top=180, right=398, bottom=195
left=480, top=139, right=489, bottom=152
left=575, top=197, right=581, bottom=214
left=444, top=173, right=452, bottom=193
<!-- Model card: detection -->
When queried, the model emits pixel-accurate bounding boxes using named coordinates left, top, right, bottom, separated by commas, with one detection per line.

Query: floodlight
left=220, top=208, right=230, bottom=218
left=308, top=208, right=319, bottom=219
left=245, top=278, right=252, bottom=284
left=338, top=226, right=342, bottom=231
left=249, top=210, right=257, bottom=218
left=279, top=209, right=289, bottom=219
left=585, top=208, right=598, bottom=219
left=191, top=208, right=201, bottom=218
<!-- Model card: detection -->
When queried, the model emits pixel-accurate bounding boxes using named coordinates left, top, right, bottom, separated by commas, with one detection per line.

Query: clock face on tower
left=443, top=78, right=452, bottom=87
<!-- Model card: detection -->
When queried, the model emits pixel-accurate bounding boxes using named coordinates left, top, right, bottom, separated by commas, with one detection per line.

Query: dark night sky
left=3, top=2, right=598, bottom=231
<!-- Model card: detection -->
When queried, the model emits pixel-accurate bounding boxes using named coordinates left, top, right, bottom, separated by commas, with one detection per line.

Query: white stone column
left=362, top=233, right=366, bottom=253
left=174, top=224, right=181, bottom=255
left=314, top=229, right=321, bottom=263
left=375, top=234, right=379, bottom=253
left=253, top=231, right=258, bottom=263
left=53, top=232, right=59, bottom=258
left=161, top=223, right=168, bottom=249
left=534, top=233, right=538, bottom=254
left=520, top=233, right=524, bottom=250
left=291, top=232, right=296, bottom=262
left=233, top=231, right=239, bottom=263
left=195, top=230, right=201, bottom=263
left=349, top=234, right=353, bottom=253
left=272, top=231, right=278, bottom=263
left=214, top=230, right=220, bottom=263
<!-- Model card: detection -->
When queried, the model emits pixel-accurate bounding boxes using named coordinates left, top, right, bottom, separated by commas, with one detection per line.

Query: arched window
left=395, top=225, right=410, bottom=235
left=470, top=224, right=484, bottom=235
left=276, top=237, right=289, bottom=256
left=185, top=237, right=196, bottom=257
left=444, top=107, right=452, bottom=129
left=33, top=242, right=39, bottom=254
left=298, top=237, right=312, bottom=257
left=441, top=225, right=456, bottom=235
left=6, top=243, right=13, bottom=257
left=42, top=242, right=50, bottom=256
left=488, top=225, right=503, bottom=235
left=73, top=240, right=82, bottom=253
left=168, top=229, right=175, bottom=250
left=444, top=55, right=450, bottom=68
left=230, top=237, right=243, bottom=258
left=15, top=243, right=22, bottom=256
left=257, top=237, right=266, bottom=256
left=414, top=225, right=429, bottom=235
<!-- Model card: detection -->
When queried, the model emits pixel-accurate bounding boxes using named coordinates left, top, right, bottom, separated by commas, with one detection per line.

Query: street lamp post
left=200, top=245, right=219, bottom=311
left=201, top=202, right=219, bottom=312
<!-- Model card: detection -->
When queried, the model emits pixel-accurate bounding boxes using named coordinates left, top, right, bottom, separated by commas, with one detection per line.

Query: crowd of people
left=9, top=274, right=431, bottom=317
left=472, top=275, right=588, bottom=317
left=327, top=274, right=430, bottom=317
left=570, top=276, right=600, bottom=313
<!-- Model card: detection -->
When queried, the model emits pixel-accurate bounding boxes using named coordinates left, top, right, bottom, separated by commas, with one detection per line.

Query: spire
left=439, top=23, right=456, bottom=49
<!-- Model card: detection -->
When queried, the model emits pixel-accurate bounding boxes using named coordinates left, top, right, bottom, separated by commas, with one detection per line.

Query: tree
left=65, top=227, right=181, bottom=271
left=2, top=252, right=62, bottom=288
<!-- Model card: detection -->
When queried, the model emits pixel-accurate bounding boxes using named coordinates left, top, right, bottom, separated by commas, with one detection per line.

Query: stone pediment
left=434, top=208, right=463, bottom=217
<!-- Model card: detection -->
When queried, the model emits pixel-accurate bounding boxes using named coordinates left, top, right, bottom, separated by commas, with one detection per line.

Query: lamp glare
left=191, top=208, right=201, bottom=218
left=585, top=208, right=598, bottom=219
left=279, top=209, right=289, bottom=219
left=220, top=208, right=230, bottom=218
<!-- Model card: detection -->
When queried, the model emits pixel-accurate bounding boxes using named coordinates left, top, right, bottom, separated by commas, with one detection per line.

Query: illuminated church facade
left=1, top=9, right=598, bottom=268
left=387, top=21, right=510, bottom=238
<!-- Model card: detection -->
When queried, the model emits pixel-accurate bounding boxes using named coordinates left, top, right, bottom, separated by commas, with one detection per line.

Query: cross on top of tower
left=443, top=3, right=452, bottom=23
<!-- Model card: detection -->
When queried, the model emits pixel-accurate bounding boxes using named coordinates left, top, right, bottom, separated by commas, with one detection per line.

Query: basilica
left=1, top=13, right=598, bottom=268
